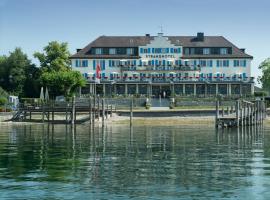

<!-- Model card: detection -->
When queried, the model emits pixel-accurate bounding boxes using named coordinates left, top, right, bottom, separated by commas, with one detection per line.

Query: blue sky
left=1, top=0, right=270, bottom=85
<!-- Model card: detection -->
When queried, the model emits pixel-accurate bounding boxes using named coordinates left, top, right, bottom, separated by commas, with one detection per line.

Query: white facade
left=71, top=34, right=252, bottom=82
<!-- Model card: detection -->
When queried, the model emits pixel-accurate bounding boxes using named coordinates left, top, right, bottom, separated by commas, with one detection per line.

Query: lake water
left=0, top=122, right=270, bottom=199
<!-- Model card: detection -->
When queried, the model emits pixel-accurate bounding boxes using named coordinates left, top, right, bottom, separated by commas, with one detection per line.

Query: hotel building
left=70, top=32, right=254, bottom=97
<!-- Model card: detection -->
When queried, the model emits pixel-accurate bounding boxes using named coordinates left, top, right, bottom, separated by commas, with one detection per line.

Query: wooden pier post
left=227, top=106, right=229, bottom=115
left=248, top=105, right=251, bottom=126
left=97, top=96, right=100, bottom=121
left=110, top=104, right=113, bottom=118
left=243, top=102, right=246, bottom=126
left=130, top=98, right=133, bottom=126
left=71, top=96, right=75, bottom=125
left=106, top=99, right=108, bottom=119
left=89, top=97, right=92, bottom=124
left=215, top=100, right=219, bottom=128
left=236, top=100, right=239, bottom=127
left=222, top=107, right=224, bottom=117
left=52, top=101, right=54, bottom=123
left=42, top=101, right=45, bottom=123
left=93, top=95, right=96, bottom=123
left=102, top=98, right=105, bottom=126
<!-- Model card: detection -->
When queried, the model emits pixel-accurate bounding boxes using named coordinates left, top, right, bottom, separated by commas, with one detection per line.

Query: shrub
left=0, top=97, right=8, bottom=106
left=254, top=91, right=267, bottom=97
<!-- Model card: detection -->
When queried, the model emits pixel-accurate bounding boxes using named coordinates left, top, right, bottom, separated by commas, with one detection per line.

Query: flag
left=95, top=64, right=101, bottom=83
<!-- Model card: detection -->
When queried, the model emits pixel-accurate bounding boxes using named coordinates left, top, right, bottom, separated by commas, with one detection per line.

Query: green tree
left=259, top=58, right=270, bottom=90
left=35, top=41, right=85, bottom=98
left=0, top=48, right=36, bottom=96
left=34, top=41, right=71, bottom=72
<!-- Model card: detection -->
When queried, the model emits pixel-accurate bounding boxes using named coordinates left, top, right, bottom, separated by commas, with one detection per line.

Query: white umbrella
left=45, top=87, right=49, bottom=101
left=40, top=87, right=44, bottom=100
left=169, top=72, right=176, bottom=74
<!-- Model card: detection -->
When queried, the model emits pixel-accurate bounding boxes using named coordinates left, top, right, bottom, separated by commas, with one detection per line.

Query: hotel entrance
left=152, top=85, right=171, bottom=98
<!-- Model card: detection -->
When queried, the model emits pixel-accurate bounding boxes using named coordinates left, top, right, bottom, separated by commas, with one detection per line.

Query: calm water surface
left=0, top=123, right=270, bottom=199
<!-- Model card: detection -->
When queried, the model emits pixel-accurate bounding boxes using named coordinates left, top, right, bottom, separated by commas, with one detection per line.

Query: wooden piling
left=102, top=98, right=105, bottom=126
left=236, top=100, right=239, bottom=127
left=130, top=98, right=133, bottom=126
left=89, top=97, right=92, bottom=124
left=71, top=96, right=75, bottom=125
left=110, top=104, right=113, bottom=118
left=42, top=101, right=45, bottom=123
left=106, top=99, right=108, bottom=119
left=215, top=100, right=219, bottom=128
left=97, top=96, right=100, bottom=121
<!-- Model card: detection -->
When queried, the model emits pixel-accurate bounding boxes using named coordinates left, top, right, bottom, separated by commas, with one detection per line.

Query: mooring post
left=227, top=106, right=229, bottom=115
left=110, top=104, right=113, bottom=118
left=215, top=100, right=219, bottom=128
left=89, top=97, right=92, bottom=124
left=42, top=101, right=45, bottom=123
left=102, top=98, right=105, bottom=126
left=222, top=107, right=224, bottom=117
left=97, top=96, right=100, bottom=121
left=248, top=105, right=251, bottom=126
left=130, top=98, right=133, bottom=126
left=71, top=95, right=75, bottom=125
left=106, top=99, right=108, bottom=119
left=52, top=101, right=54, bottom=123
left=243, top=102, right=246, bottom=126
left=236, top=100, right=239, bottom=127
left=93, top=95, right=96, bottom=123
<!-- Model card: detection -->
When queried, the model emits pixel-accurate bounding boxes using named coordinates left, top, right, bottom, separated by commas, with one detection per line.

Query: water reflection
left=0, top=123, right=270, bottom=199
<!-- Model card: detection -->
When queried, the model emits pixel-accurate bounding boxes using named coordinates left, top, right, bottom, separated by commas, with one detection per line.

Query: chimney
left=240, top=48, right=245, bottom=53
left=145, top=33, right=150, bottom=37
left=197, top=32, right=204, bottom=41
left=76, top=48, right=82, bottom=53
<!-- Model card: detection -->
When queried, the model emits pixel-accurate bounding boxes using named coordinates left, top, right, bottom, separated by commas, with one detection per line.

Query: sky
left=0, top=0, right=270, bottom=86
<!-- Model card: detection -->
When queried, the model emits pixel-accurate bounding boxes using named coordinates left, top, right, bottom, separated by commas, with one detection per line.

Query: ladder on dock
left=215, top=99, right=266, bottom=128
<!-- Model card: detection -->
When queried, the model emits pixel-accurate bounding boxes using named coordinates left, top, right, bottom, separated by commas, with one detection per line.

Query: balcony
left=121, top=65, right=200, bottom=72
left=86, top=76, right=255, bottom=83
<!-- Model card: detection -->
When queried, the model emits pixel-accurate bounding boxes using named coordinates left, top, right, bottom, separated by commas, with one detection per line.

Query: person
left=163, top=91, right=166, bottom=98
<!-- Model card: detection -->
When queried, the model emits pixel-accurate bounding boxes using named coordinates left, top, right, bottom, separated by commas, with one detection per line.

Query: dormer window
left=126, top=48, right=134, bottom=55
left=109, top=48, right=116, bottom=55
left=203, top=48, right=210, bottom=55
left=220, top=48, right=227, bottom=55
left=95, top=48, right=102, bottom=55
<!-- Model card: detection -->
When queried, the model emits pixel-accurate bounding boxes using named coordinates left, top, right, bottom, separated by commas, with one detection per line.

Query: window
left=220, top=48, right=227, bottom=55
left=95, top=48, right=102, bottom=55
left=93, top=60, right=96, bottom=70
left=140, top=48, right=143, bottom=54
left=203, top=48, right=210, bottom=55
left=109, top=48, right=116, bottom=55
left=126, top=48, right=134, bottom=55
left=223, top=60, right=229, bottom=67
left=216, top=60, right=221, bottom=67
left=190, top=48, right=195, bottom=55
left=75, top=60, right=80, bottom=67
left=184, top=48, right=189, bottom=55
left=200, top=60, right=207, bottom=67
left=207, top=60, right=213, bottom=67
left=240, top=60, right=247, bottom=67
left=82, top=60, right=88, bottom=67
left=234, top=60, right=240, bottom=67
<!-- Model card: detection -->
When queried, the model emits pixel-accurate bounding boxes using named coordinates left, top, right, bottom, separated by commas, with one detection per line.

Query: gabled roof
left=70, top=35, right=253, bottom=59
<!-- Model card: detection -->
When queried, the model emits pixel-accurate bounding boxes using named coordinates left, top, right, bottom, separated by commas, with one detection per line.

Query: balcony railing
left=87, top=76, right=254, bottom=83
left=121, top=65, right=200, bottom=71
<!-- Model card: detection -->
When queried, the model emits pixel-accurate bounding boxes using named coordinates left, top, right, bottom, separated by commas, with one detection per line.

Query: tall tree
left=34, top=41, right=71, bottom=72
left=0, top=48, right=35, bottom=96
left=34, top=41, right=85, bottom=98
left=259, top=58, right=270, bottom=90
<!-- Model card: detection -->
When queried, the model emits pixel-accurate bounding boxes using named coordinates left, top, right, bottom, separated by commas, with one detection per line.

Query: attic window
left=95, top=48, right=102, bottom=55
left=220, top=48, right=228, bottom=55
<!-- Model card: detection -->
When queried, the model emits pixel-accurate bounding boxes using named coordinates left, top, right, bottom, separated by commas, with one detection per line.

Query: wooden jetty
left=11, top=97, right=116, bottom=124
left=215, top=99, right=266, bottom=128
